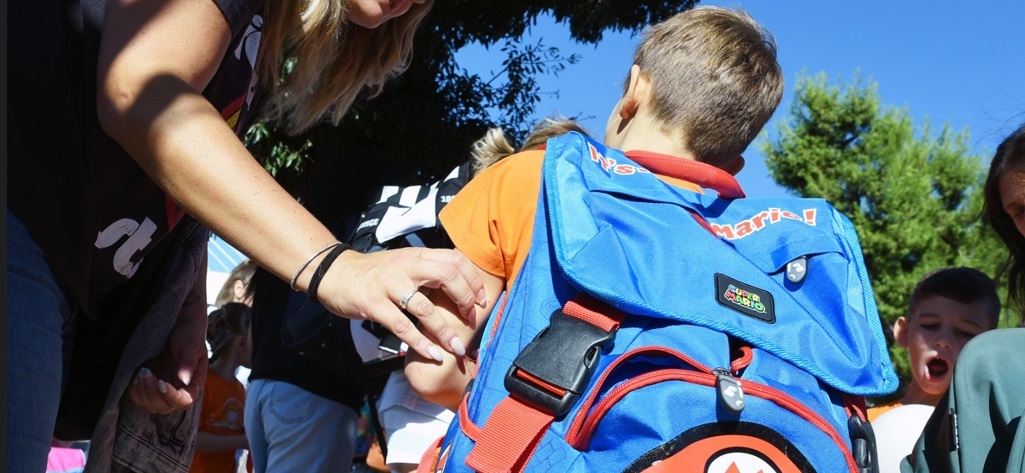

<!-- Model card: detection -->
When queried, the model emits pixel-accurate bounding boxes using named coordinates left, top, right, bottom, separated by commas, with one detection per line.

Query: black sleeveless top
left=9, top=0, right=264, bottom=313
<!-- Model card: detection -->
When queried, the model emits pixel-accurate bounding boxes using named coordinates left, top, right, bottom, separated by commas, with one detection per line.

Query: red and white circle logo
left=630, top=423, right=812, bottom=473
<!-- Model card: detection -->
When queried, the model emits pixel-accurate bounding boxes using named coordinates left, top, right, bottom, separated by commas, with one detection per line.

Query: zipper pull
left=714, top=368, right=745, bottom=415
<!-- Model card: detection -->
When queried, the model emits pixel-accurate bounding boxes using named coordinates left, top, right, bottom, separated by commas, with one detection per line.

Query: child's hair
left=632, top=6, right=784, bottom=168
left=983, top=122, right=1025, bottom=323
left=258, top=0, right=435, bottom=134
left=906, top=267, right=1000, bottom=328
left=214, top=259, right=258, bottom=308
left=470, top=118, right=590, bottom=175
left=207, top=302, right=253, bottom=363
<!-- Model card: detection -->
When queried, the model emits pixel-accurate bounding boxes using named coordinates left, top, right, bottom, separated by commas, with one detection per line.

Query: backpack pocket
left=564, top=345, right=862, bottom=473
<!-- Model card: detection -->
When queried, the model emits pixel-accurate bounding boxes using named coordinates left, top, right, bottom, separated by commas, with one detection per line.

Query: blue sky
left=457, top=1, right=1025, bottom=197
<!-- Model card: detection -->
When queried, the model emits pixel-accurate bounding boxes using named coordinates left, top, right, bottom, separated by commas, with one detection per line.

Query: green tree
left=245, top=1, right=698, bottom=187
left=762, top=74, right=1008, bottom=380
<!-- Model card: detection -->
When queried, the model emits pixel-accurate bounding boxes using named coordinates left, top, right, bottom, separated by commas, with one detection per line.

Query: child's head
left=214, top=259, right=257, bottom=308
left=207, top=302, right=254, bottom=368
left=470, top=118, right=590, bottom=175
left=894, top=267, right=1000, bottom=403
left=983, top=122, right=1025, bottom=322
left=617, top=6, right=783, bottom=168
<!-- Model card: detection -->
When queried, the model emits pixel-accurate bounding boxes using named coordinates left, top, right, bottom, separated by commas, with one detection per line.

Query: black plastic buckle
left=848, top=414, right=879, bottom=473
left=504, top=308, right=616, bottom=418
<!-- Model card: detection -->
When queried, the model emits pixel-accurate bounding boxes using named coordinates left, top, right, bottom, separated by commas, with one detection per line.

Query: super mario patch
left=715, top=274, right=776, bottom=323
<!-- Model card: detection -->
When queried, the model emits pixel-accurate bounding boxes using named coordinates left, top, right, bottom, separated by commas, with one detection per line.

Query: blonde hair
left=470, top=118, right=590, bottom=175
left=214, top=259, right=258, bottom=308
left=257, top=0, right=434, bottom=134
left=633, top=6, right=783, bottom=167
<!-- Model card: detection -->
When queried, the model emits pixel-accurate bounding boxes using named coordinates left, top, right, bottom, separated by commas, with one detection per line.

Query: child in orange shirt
left=191, top=303, right=253, bottom=473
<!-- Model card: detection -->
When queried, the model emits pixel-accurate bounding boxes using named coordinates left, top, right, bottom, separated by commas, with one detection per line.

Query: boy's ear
left=724, top=156, right=746, bottom=176
left=893, top=316, right=910, bottom=348
left=619, top=64, right=646, bottom=120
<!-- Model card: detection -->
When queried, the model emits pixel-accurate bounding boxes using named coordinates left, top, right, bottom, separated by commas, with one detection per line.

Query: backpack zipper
left=713, top=367, right=745, bottom=415
left=565, top=346, right=859, bottom=473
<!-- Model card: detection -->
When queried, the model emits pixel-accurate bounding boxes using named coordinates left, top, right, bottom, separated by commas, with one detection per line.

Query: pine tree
left=761, top=74, right=1007, bottom=378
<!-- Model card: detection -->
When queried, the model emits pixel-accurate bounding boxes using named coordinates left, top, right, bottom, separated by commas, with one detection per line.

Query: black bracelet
left=307, top=243, right=351, bottom=303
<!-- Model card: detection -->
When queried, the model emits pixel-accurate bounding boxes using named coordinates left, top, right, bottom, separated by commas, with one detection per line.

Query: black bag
left=281, top=163, right=473, bottom=384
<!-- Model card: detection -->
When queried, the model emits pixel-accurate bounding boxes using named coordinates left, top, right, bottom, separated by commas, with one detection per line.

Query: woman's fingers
left=128, top=368, right=178, bottom=414
left=319, top=247, right=485, bottom=358
left=375, top=300, right=446, bottom=362
left=414, top=247, right=487, bottom=321
left=400, top=288, right=466, bottom=357
left=127, top=366, right=198, bottom=415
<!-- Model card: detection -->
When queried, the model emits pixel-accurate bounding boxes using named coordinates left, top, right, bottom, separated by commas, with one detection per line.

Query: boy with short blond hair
left=405, top=5, right=784, bottom=411
left=631, top=6, right=783, bottom=167
left=406, top=8, right=907, bottom=472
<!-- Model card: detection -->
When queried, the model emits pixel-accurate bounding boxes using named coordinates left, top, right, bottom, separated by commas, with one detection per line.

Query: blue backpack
left=424, top=133, right=898, bottom=473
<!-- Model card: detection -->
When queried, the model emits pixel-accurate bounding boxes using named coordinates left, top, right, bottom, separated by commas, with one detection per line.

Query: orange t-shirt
left=867, top=401, right=903, bottom=422
left=439, top=149, right=702, bottom=286
left=190, top=372, right=247, bottom=473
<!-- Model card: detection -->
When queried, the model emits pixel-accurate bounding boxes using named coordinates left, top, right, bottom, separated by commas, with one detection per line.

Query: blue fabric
left=544, top=133, right=896, bottom=395
left=245, top=379, right=359, bottom=473
left=439, top=133, right=898, bottom=473
left=7, top=208, right=80, bottom=473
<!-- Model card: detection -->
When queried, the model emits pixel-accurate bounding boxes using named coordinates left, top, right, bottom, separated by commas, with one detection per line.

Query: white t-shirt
left=872, top=403, right=935, bottom=473
left=377, top=371, right=455, bottom=468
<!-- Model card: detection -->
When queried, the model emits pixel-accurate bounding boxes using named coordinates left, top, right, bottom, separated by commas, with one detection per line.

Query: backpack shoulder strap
left=466, top=295, right=625, bottom=472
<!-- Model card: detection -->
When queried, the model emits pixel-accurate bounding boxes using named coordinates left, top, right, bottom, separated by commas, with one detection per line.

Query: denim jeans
left=245, top=379, right=359, bottom=473
left=7, top=208, right=79, bottom=473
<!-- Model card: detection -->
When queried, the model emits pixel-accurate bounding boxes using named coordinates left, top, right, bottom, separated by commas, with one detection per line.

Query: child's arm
left=193, top=431, right=249, bottom=453
left=405, top=265, right=504, bottom=411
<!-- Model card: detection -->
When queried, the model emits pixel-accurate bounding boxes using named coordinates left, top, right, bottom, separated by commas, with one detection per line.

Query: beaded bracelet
left=289, top=241, right=344, bottom=291
left=307, top=243, right=351, bottom=303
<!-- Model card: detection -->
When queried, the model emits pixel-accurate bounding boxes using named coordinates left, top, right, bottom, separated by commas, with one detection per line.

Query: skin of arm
left=95, top=0, right=484, bottom=365
left=194, top=432, right=249, bottom=453
left=404, top=267, right=505, bottom=411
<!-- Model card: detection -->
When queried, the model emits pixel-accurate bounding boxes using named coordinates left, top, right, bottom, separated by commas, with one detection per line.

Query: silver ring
left=399, top=289, right=418, bottom=311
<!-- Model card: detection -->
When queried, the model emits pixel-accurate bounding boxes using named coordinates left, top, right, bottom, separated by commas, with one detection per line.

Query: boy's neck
left=901, top=381, right=943, bottom=407
left=613, top=124, right=696, bottom=161
left=603, top=77, right=697, bottom=161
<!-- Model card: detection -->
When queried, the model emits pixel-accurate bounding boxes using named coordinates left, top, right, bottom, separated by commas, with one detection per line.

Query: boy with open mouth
left=869, top=266, right=1001, bottom=471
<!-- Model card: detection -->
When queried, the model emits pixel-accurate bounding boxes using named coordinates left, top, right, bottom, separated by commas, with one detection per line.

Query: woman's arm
left=404, top=266, right=505, bottom=411
left=96, top=0, right=483, bottom=363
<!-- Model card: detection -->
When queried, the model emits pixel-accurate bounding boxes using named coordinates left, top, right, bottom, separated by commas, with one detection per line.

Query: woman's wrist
left=307, top=243, right=353, bottom=302
left=289, top=241, right=344, bottom=291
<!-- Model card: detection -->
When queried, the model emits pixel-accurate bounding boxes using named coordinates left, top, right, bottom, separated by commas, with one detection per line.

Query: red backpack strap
left=465, top=295, right=625, bottom=472
left=417, top=435, right=446, bottom=473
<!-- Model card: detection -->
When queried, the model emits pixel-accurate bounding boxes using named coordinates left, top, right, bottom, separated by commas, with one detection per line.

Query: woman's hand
left=128, top=286, right=209, bottom=415
left=314, top=247, right=486, bottom=362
